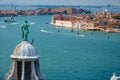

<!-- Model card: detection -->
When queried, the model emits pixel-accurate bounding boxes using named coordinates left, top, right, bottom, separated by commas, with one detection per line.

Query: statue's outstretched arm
left=117, top=76, right=120, bottom=79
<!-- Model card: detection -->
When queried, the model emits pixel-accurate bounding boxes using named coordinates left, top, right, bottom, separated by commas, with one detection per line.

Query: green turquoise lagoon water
left=0, top=15, right=120, bottom=80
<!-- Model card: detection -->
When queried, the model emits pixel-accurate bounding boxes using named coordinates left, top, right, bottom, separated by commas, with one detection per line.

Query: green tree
left=113, top=16, right=120, bottom=20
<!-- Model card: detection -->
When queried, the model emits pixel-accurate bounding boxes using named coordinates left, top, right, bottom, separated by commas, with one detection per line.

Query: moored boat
left=4, top=16, right=16, bottom=23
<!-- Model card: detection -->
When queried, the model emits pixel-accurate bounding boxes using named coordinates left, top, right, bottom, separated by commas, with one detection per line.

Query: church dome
left=11, top=41, right=39, bottom=59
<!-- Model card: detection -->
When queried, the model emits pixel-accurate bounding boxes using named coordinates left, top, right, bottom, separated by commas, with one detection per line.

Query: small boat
left=91, top=32, right=94, bottom=35
left=57, top=29, right=60, bottom=32
left=4, top=16, right=16, bottom=23
left=71, top=29, right=73, bottom=32
left=45, top=21, right=49, bottom=24
left=106, top=35, right=109, bottom=38
left=77, top=31, right=79, bottom=35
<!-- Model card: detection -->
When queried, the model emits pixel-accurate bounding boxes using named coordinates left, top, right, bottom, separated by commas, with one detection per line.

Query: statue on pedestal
left=21, top=20, right=30, bottom=41
left=110, top=73, right=120, bottom=80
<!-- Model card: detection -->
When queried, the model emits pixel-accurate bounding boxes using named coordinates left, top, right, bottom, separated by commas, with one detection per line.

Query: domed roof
left=11, top=41, right=39, bottom=59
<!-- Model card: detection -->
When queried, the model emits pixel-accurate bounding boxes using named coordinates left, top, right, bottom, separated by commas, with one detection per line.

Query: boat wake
left=29, top=22, right=36, bottom=25
left=0, top=22, right=5, bottom=24
left=0, top=25, right=6, bottom=28
left=11, top=22, right=19, bottom=25
left=40, top=29, right=54, bottom=33
left=63, top=33, right=85, bottom=37
left=40, top=29, right=85, bottom=37
left=76, top=34, right=85, bottom=37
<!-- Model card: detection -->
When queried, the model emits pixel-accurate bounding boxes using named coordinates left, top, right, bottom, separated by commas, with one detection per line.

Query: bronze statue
left=21, top=20, right=30, bottom=41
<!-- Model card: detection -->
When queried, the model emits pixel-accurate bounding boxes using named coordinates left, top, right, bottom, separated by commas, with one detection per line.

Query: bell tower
left=5, top=41, right=45, bottom=80
left=5, top=20, right=45, bottom=80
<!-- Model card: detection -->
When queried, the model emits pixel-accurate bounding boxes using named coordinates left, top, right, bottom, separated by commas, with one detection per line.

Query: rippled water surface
left=0, top=15, right=120, bottom=80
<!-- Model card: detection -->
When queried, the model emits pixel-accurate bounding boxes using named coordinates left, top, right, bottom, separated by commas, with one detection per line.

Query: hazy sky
left=0, top=0, right=120, bottom=6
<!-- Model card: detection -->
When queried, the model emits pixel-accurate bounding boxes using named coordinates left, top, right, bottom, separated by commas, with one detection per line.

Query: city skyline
left=0, top=0, right=120, bottom=6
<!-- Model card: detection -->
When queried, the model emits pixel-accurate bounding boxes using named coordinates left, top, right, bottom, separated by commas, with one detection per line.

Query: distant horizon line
left=0, top=4, right=115, bottom=7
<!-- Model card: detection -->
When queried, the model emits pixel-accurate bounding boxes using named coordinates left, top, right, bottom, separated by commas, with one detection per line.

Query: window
left=17, top=61, right=22, bottom=80
left=25, top=62, right=31, bottom=80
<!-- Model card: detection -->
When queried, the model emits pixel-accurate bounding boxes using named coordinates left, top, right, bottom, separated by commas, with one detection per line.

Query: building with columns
left=5, top=41, right=45, bottom=80
left=5, top=20, right=45, bottom=80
